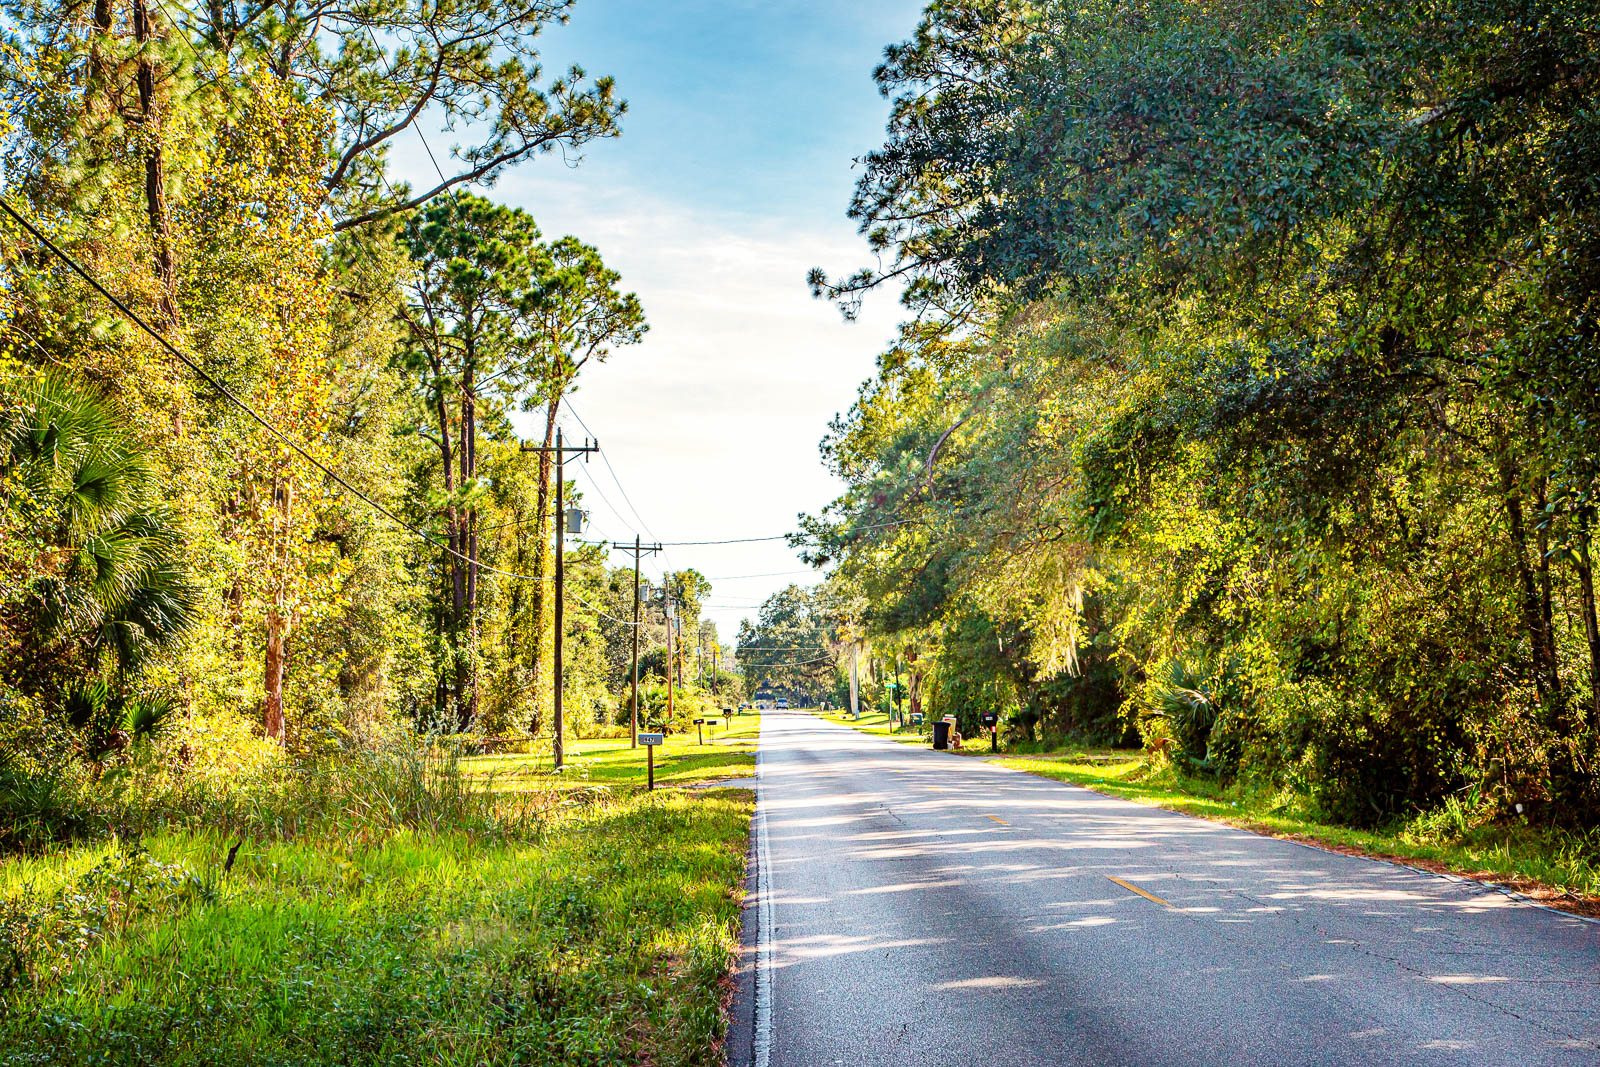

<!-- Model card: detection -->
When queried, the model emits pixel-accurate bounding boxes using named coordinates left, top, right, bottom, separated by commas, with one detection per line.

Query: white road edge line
left=753, top=723, right=774, bottom=1067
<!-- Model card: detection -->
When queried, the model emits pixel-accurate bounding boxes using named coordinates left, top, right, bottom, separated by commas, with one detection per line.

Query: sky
left=392, top=0, right=928, bottom=645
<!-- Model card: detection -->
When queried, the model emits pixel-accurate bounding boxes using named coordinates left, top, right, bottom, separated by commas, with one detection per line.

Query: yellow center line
left=1107, top=875, right=1172, bottom=909
left=985, top=814, right=1008, bottom=825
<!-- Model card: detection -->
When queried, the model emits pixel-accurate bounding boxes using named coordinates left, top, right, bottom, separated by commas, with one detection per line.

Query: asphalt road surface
left=727, top=710, right=1600, bottom=1067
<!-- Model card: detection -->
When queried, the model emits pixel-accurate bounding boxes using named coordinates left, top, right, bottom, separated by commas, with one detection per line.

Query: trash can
left=932, top=719, right=951, bottom=750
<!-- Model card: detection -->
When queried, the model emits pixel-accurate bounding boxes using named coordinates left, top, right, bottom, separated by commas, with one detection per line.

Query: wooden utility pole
left=522, top=428, right=597, bottom=770
left=614, top=536, right=661, bottom=748
left=665, top=590, right=676, bottom=722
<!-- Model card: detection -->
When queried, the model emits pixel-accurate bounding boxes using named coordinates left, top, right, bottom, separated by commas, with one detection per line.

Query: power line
left=657, top=519, right=914, bottom=547
left=0, top=198, right=558, bottom=586
left=557, top=414, right=641, bottom=541
left=569, top=588, right=638, bottom=627
left=704, top=569, right=819, bottom=581
left=564, top=399, right=663, bottom=544
left=735, top=645, right=832, bottom=650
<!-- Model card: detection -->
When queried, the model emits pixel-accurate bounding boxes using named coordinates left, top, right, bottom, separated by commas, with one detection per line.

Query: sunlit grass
left=467, top=709, right=762, bottom=794
left=2, top=771, right=754, bottom=1064
left=815, top=707, right=924, bottom=742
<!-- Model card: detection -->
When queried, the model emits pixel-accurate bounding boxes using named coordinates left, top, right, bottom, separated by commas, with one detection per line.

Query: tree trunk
left=1576, top=521, right=1600, bottom=723
left=459, top=351, right=478, bottom=730
left=264, top=608, right=288, bottom=742
left=1536, top=477, right=1559, bottom=696
left=131, top=0, right=177, bottom=325
left=262, top=475, right=293, bottom=743
left=1502, top=467, right=1561, bottom=707
left=431, top=373, right=466, bottom=730
left=88, top=0, right=115, bottom=113
left=527, top=399, right=559, bottom=731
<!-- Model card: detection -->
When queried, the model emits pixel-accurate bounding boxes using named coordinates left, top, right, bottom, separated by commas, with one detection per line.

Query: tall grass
left=113, top=739, right=553, bottom=844
left=3, top=734, right=555, bottom=855
left=0, top=791, right=753, bottom=1065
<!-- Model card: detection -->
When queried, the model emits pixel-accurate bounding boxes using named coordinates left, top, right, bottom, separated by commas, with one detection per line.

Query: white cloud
left=490, top=171, right=905, bottom=637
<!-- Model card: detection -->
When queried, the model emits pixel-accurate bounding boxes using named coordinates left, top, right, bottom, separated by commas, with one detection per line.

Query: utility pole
left=664, top=589, right=676, bottom=722
left=613, top=536, right=661, bottom=748
left=522, top=427, right=597, bottom=771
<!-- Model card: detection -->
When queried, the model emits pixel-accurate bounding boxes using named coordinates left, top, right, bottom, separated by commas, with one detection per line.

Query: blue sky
left=395, top=0, right=928, bottom=641
left=529, top=1, right=921, bottom=223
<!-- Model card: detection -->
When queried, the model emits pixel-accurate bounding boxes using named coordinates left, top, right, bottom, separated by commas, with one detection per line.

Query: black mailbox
left=693, top=718, right=705, bottom=725
left=980, top=711, right=999, bottom=728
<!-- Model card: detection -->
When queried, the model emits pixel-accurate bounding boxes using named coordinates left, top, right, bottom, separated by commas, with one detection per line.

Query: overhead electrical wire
left=5, top=172, right=863, bottom=635
left=563, top=399, right=664, bottom=545
left=5, top=82, right=823, bottom=647
left=656, top=518, right=914, bottom=547
left=0, top=198, right=558, bottom=586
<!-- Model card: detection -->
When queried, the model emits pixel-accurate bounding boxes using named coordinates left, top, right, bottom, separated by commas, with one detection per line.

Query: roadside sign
left=640, top=732, right=664, bottom=790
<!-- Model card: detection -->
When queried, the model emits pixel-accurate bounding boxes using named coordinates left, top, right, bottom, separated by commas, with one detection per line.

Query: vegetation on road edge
left=1, top=739, right=754, bottom=1065
left=799, top=0, right=1600, bottom=860
left=465, top=710, right=761, bottom=795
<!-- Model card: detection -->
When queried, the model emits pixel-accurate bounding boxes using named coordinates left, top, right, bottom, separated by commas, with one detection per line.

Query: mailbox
left=980, top=711, right=999, bottom=728
left=693, top=718, right=705, bottom=725
left=639, top=732, right=664, bottom=746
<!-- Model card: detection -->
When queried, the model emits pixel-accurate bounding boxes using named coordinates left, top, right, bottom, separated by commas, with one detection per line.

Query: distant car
left=775, top=698, right=789, bottom=709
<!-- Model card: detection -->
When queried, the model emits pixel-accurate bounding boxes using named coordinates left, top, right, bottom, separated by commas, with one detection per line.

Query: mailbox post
left=640, top=732, right=664, bottom=790
left=694, top=718, right=705, bottom=745
left=981, top=711, right=999, bottom=752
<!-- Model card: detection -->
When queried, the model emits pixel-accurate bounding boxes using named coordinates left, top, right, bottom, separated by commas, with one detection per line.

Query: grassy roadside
left=816, top=707, right=922, bottom=742
left=464, top=709, right=761, bottom=794
left=1, top=757, right=755, bottom=1064
left=816, top=711, right=1600, bottom=913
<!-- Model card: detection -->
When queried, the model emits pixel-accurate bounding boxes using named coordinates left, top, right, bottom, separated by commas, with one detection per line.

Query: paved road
left=727, top=710, right=1600, bottom=1067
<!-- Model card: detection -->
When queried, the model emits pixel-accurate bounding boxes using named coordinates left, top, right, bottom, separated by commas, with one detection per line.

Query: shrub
left=1293, top=688, right=1469, bottom=828
left=1, top=837, right=211, bottom=995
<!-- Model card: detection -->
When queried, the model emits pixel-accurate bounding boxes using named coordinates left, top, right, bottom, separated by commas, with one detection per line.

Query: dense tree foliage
left=0, top=0, right=722, bottom=824
left=809, top=0, right=1600, bottom=825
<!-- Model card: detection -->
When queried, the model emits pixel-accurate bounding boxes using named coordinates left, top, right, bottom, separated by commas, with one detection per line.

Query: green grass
left=466, top=710, right=762, bottom=795
left=1, top=789, right=751, bottom=1066
left=817, top=711, right=1600, bottom=908
left=815, top=707, right=924, bottom=742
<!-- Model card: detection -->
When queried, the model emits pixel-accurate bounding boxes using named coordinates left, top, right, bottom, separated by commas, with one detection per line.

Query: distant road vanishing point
left=728, top=710, right=1600, bottom=1067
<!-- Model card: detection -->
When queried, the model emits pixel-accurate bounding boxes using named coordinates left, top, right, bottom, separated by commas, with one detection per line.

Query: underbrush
left=0, top=789, right=753, bottom=1065
left=2, top=731, right=551, bottom=853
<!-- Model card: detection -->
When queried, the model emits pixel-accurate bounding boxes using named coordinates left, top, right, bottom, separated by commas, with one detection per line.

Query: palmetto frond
left=1, top=373, right=197, bottom=670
